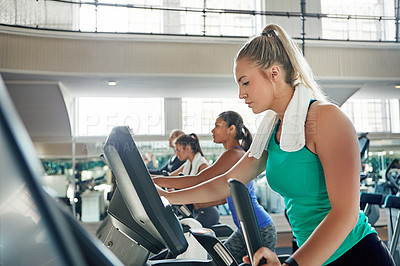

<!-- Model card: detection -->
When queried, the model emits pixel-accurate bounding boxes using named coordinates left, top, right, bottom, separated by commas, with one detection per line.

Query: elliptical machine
left=96, top=126, right=240, bottom=266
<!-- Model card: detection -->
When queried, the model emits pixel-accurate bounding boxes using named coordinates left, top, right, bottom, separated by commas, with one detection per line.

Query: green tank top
left=266, top=120, right=376, bottom=265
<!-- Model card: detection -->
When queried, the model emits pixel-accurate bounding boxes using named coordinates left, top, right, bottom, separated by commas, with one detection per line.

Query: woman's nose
left=238, top=87, right=247, bottom=99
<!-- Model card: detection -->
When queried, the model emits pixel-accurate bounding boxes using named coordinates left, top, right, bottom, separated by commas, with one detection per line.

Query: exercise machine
left=385, top=159, right=400, bottom=195
left=172, top=204, right=234, bottom=241
left=228, top=179, right=289, bottom=265
left=0, top=76, right=123, bottom=266
left=384, top=195, right=400, bottom=265
left=160, top=172, right=234, bottom=240
left=101, top=125, right=239, bottom=265
left=359, top=192, right=385, bottom=226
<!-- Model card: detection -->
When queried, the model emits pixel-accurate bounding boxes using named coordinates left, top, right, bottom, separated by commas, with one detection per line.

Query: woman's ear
left=229, top=124, right=236, bottom=134
left=270, top=65, right=281, bottom=81
left=260, top=65, right=281, bottom=82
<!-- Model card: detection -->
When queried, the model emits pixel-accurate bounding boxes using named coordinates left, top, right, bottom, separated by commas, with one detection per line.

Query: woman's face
left=211, top=117, right=230, bottom=144
left=174, top=143, right=190, bottom=161
left=235, top=59, right=275, bottom=114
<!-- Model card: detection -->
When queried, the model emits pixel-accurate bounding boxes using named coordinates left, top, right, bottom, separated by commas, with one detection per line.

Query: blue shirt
left=226, top=180, right=273, bottom=230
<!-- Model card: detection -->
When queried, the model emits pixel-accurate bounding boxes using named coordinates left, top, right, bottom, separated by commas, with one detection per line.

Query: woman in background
left=168, top=133, right=220, bottom=227
left=149, top=129, right=186, bottom=175
left=154, top=111, right=276, bottom=263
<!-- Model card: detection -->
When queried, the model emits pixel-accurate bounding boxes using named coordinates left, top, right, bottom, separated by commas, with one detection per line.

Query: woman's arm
left=162, top=150, right=268, bottom=205
left=168, top=164, right=185, bottom=176
left=193, top=199, right=227, bottom=209
left=290, top=103, right=361, bottom=266
left=197, top=163, right=209, bottom=173
left=153, top=149, right=244, bottom=189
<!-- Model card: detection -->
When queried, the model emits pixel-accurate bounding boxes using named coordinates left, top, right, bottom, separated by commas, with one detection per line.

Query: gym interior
left=1, top=0, right=399, bottom=265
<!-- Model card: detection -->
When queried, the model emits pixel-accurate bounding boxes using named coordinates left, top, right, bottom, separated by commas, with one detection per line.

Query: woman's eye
left=243, top=81, right=249, bottom=86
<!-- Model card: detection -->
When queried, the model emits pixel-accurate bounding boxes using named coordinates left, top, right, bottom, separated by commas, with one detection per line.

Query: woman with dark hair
left=153, top=111, right=276, bottom=263
left=166, top=132, right=220, bottom=227
left=169, top=133, right=209, bottom=176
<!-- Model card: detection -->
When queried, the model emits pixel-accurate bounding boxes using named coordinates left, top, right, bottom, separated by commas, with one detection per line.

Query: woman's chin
left=252, top=107, right=267, bottom=114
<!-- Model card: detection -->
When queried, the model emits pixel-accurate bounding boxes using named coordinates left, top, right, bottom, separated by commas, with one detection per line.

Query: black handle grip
left=162, top=170, right=169, bottom=176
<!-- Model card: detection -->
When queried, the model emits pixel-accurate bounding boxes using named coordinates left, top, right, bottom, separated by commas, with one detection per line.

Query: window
left=321, top=0, right=396, bottom=41
left=182, top=98, right=265, bottom=134
left=79, top=0, right=163, bottom=33
left=77, top=97, right=164, bottom=136
left=341, top=99, right=399, bottom=133
left=77, top=0, right=256, bottom=36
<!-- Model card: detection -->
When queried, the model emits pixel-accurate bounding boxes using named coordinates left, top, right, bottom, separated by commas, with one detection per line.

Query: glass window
left=79, top=4, right=97, bottom=32
left=179, top=11, right=203, bottom=35
left=341, top=99, right=399, bottom=133
left=97, top=6, right=130, bottom=32
left=77, top=97, right=164, bottom=136
left=77, top=0, right=256, bottom=36
left=182, top=98, right=265, bottom=134
left=79, top=0, right=163, bottom=33
left=321, top=0, right=396, bottom=41
left=128, top=7, right=163, bottom=34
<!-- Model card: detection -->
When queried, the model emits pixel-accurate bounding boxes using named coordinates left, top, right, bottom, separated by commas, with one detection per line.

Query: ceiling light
left=108, top=81, right=117, bottom=86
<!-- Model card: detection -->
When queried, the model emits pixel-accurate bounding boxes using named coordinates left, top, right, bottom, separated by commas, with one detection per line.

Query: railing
left=1, top=0, right=399, bottom=44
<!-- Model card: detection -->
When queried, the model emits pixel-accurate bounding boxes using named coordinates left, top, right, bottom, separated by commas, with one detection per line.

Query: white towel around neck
left=248, top=83, right=313, bottom=159
left=182, top=152, right=209, bottom=175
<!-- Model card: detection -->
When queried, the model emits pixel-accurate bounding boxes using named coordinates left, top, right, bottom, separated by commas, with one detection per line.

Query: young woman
left=169, top=133, right=209, bottom=176
left=149, top=129, right=186, bottom=175
left=154, top=111, right=276, bottom=263
left=169, top=133, right=220, bottom=227
left=157, top=24, right=395, bottom=266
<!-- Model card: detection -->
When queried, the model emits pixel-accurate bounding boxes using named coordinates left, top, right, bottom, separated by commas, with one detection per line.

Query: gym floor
left=81, top=209, right=390, bottom=257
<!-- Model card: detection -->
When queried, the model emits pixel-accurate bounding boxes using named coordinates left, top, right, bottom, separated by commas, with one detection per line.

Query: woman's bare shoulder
left=307, top=101, right=346, bottom=124
left=310, top=100, right=340, bottom=112
left=308, top=101, right=356, bottom=143
left=306, top=101, right=353, bottom=153
left=225, top=147, right=246, bottom=155
left=214, top=148, right=245, bottom=165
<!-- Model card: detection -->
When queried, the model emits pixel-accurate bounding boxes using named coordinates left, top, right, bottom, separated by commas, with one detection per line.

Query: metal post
left=202, top=0, right=206, bottom=36
left=301, top=0, right=306, bottom=55
left=72, top=141, right=76, bottom=217
left=71, top=97, right=77, bottom=218
left=396, top=0, right=400, bottom=42
left=95, top=0, right=98, bottom=32
left=389, top=211, right=400, bottom=256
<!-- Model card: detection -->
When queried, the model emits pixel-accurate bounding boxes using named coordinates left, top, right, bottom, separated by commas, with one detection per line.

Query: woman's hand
left=242, top=247, right=281, bottom=266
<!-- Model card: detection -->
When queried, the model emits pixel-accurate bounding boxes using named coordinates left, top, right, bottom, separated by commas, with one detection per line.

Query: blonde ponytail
left=236, top=23, right=327, bottom=102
